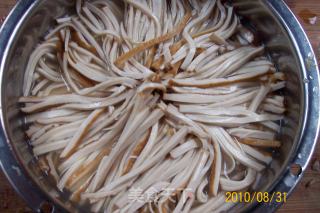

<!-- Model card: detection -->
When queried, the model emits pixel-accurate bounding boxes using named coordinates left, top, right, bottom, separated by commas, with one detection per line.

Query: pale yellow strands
left=19, top=0, right=287, bottom=212
left=60, top=108, right=105, bottom=158
left=114, top=11, right=192, bottom=68
left=239, top=138, right=281, bottom=148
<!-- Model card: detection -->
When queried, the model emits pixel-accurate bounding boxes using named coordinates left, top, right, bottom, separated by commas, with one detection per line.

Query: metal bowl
left=0, top=0, right=319, bottom=212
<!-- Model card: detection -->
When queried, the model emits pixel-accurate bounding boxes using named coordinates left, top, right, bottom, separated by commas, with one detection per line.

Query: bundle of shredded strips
left=20, top=0, right=286, bottom=212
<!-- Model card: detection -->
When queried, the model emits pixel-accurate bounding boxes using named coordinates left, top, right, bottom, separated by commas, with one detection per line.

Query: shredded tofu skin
left=20, top=0, right=286, bottom=212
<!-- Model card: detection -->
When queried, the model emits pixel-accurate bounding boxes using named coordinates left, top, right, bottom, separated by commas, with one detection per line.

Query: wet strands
left=20, top=0, right=286, bottom=212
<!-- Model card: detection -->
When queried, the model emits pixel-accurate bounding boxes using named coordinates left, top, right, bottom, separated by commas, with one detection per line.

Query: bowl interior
left=0, top=0, right=306, bottom=212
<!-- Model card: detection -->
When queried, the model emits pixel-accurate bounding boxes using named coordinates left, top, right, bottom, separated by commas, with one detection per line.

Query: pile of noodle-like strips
left=20, top=0, right=285, bottom=212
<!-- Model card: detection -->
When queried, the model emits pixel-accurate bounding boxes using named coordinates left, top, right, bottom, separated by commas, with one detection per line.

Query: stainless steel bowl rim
left=0, top=0, right=319, bottom=212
